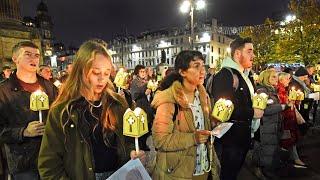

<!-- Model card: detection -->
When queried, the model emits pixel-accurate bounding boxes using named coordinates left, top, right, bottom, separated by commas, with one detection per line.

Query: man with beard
left=210, top=37, right=264, bottom=180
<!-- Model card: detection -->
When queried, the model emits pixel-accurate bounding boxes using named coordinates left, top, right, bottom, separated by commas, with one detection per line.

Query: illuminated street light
left=180, top=0, right=206, bottom=49
left=196, top=0, right=206, bottom=10
left=180, top=1, right=191, bottom=13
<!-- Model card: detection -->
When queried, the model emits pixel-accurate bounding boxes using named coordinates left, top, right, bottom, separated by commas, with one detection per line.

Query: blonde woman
left=38, top=40, right=145, bottom=180
left=254, top=69, right=288, bottom=178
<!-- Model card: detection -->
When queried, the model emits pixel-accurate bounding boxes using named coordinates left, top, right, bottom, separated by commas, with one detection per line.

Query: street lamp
left=180, top=0, right=206, bottom=49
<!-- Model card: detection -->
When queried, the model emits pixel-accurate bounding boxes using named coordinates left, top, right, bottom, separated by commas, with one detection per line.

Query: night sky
left=20, top=0, right=290, bottom=47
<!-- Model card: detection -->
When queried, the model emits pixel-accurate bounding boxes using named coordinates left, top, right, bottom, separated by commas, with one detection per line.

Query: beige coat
left=151, top=81, right=220, bottom=180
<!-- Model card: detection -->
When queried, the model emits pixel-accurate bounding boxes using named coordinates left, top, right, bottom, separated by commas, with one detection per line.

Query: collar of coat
left=151, top=80, right=210, bottom=116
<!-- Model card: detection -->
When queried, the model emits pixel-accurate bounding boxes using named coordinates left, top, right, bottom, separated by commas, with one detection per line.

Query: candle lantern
left=147, top=80, right=158, bottom=92
left=311, top=83, right=320, bottom=92
left=114, top=68, right=129, bottom=90
left=123, top=107, right=148, bottom=153
left=252, top=93, right=268, bottom=110
left=296, top=90, right=304, bottom=101
left=30, top=90, right=49, bottom=123
left=288, top=87, right=297, bottom=101
left=212, top=98, right=234, bottom=122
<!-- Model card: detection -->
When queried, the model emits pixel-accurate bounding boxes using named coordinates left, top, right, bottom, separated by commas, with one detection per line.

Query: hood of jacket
left=221, top=57, right=255, bottom=97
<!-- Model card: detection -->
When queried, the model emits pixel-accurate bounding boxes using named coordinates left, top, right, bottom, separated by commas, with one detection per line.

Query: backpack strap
left=224, top=67, right=239, bottom=92
left=172, top=103, right=179, bottom=122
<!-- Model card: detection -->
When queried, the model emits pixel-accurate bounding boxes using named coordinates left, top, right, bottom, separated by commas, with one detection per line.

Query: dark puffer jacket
left=254, top=85, right=283, bottom=169
left=0, top=72, right=57, bottom=173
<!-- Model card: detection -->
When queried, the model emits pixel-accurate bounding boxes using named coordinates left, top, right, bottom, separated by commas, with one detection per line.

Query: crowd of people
left=0, top=37, right=319, bottom=180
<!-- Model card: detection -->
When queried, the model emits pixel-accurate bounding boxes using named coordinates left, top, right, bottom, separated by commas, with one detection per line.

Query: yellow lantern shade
left=311, top=83, right=320, bottom=92
left=114, top=68, right=129, bottom=89
left=252, top=93, right=268, bottom=110
left=288, top=87, right=297, bottom=101
left=253, top=73, right=259, bottom=81
left=296, top=90, right=304, bottom=101
left=147, top=80, right=158, bottom=92
left=123, top=107, right=148, bottom=138
left=30, top=90, right=49, bottom=111
left=212, top=98, right=234, bottom=122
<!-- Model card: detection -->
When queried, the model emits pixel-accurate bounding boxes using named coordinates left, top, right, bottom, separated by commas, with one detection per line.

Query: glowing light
left=196, top=0, right=206, bottom=10
left=180, top=0, right=190, bottom=13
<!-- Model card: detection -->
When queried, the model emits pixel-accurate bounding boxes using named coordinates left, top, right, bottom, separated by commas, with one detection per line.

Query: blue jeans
left=11, top=170, right=39, bottom=180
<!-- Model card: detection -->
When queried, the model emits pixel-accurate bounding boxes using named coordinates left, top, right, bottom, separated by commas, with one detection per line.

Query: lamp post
left=180, top=0, right=206, bottom=49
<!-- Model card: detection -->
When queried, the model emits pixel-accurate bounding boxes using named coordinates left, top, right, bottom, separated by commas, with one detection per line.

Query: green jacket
left=38, top=94, right=135, bottom=180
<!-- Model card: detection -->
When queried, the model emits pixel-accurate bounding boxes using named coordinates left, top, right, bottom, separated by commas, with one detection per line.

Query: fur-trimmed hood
left=151, top=80, right=210, bottom=117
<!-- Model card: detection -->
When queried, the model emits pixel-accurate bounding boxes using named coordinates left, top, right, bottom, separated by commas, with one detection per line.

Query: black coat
left=0, top=72, right=57, bottom=173
left=211, top=68, right=254, bottom=147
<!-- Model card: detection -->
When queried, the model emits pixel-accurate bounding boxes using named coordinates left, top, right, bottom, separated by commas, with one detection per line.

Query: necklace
left=87, top=99, right=102, bottom=108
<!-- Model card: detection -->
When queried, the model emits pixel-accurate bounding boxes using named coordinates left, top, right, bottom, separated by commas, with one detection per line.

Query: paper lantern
left=296, top=90, right=304, bottom=101
left=123, top=107, right=148, bottom=138
left=30, top=90, right=49, bottom=111
left=114, top=68, right=129, bottom=89
left=252, top=93, right=268, bottom=110
left=212, top=98, right=234, bottom=122
left=311, top=83, right=320, bottom=92
left=147, top=80, right=158, bottom=92
left=288, top=87, right=297, bottom=101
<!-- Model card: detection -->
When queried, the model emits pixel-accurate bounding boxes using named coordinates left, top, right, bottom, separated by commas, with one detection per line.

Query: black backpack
left=205, top=67, right=239, bottom=105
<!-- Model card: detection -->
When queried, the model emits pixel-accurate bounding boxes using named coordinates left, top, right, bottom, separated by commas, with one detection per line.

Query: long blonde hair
left=50, top=40, right=124, bottom=133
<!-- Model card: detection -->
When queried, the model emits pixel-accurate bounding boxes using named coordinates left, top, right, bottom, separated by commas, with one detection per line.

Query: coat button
left=240, top=88, right=243, bottom=91
left=70, top=124, right=74, bottom=128
left=88, top=167, right=92, bottom=171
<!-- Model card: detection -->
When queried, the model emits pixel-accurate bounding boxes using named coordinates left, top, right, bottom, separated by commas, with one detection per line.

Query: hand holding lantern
left=123, top=107, right=148, bottom=153
left=114, top=68, right=129, bottom=92
left=212, top=98, right=234, bottom=122
left=252, top=93, right=268, bottom=110
left=30, top=90, right=49, bottom=123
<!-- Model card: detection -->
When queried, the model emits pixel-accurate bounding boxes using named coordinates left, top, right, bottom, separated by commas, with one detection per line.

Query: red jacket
left=277, top=82, right=300, bottom=149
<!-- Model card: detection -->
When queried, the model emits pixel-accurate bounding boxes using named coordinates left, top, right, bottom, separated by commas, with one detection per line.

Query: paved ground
left=238, top=126, right=320, bottom=180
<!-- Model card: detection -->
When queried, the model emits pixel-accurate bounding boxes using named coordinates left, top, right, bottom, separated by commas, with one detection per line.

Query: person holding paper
left=0, top=41, right=57, bottom=180
left=38, top=40, right=145, bottom=180
left=210, top=37, right=264, bottom=180
left=151, top=50, right=220, bottom=179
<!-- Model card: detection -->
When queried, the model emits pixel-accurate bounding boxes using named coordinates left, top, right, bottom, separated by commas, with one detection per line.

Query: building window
left=218, top=48, right=221, bottom=54
left=211, top=46, right=213, bottom=52
left=180, top=38, right=183, bottom=44
left=175, top=38, right=179, bottom=44
left=218, top=36, right=221, bottom=43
